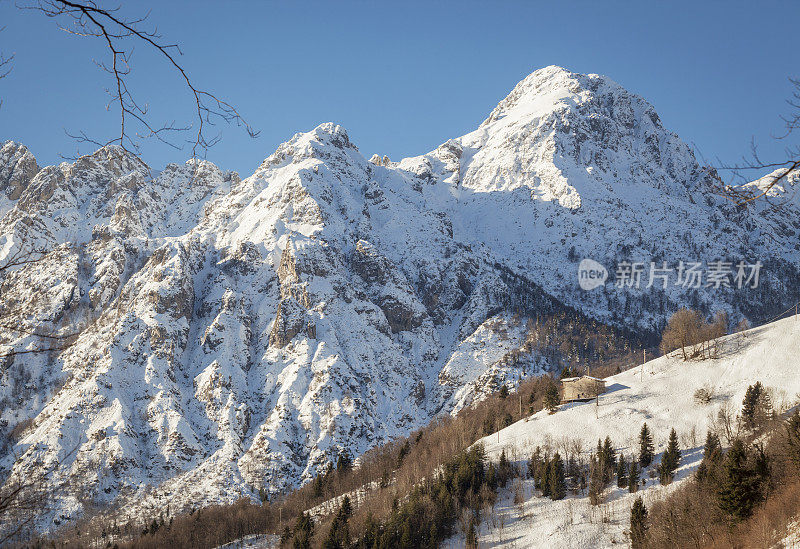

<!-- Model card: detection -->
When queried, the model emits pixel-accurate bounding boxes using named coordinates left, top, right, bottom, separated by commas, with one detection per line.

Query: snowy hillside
left=446, top=315, right=800, bottom=548
left=1, top=66, right=799, bottom=532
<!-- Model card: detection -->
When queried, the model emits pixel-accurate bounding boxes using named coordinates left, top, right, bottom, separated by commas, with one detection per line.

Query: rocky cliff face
left=0, top=66, right=798, bottom=530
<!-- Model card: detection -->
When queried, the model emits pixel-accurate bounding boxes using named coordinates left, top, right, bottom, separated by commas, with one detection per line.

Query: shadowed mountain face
left=0, top=66, right=797, bottom=529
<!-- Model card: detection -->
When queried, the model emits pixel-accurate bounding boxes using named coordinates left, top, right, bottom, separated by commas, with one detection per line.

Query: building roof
left=561, top=375, right=604, bottom=383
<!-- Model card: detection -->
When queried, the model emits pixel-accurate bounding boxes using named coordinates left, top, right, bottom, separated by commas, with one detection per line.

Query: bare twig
left=713, top=78, right=800, bottom=206
left=16, top=0, right=259, bottom=160
left=0, top=26, right=14, bottom=109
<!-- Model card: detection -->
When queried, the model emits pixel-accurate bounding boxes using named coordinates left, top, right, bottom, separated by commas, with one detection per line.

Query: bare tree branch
left=713, top=78, right=800, bottom=206
left=0, top=26, right=14, bottom=110
left=15, top=0, right=259, bottom=161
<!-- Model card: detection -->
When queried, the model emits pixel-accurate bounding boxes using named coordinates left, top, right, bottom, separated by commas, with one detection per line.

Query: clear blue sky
left=1, top=0, right=798, bottom=177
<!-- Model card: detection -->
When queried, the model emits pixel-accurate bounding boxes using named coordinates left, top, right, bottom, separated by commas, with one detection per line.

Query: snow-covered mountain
left=0, top=66, right=798, bottom=531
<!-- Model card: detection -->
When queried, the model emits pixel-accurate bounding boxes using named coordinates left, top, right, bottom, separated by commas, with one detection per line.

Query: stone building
left=561, top=375, right=606, bottom=402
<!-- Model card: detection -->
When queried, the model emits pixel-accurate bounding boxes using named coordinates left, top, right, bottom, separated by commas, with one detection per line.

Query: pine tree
left=323, top=496, right=352, bottom=549
left=602, top=436, right=616, bottom=484
left=659, top=428, right=681, bottom=485
left=604, top=436, right=616, bottom=465
left=549, top=452, right=566, bottom=500
left=786, top=410, right=800, bottom=473
left=630, top=497, right=649, bottom=549
left=697, top=430, right=722, bottom=482
left=336, top=451, right=352, bottom=474
left=528, top=446, right=543, bottom=480
left=703, top=430, right=722, bottom=461
left=616, top=454, right=628, bottom=488
left=292, top=512, right=314, bottom=549
left=639, top=423, right=654, bottom=467
left=588, top=454, right=604, bottom=505
left=544, top=384, right=560, bottom=414
left=498, top=385, right=509, bottom=399
left=716, top=439, right=763, bottom=521
left=498, top=449, right=513, bottom=486
left=628, top=460, right=640, bottom=493
left=741, top=382, right=763, bottom=428
left=539, top=456, right=552, bottom=497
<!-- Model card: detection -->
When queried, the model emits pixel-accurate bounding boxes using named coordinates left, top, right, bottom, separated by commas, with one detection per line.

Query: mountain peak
left=1, top=140, right=40, bottom=200
left=483, top=66, right=626, bottom=127
left=257, top=122, right=358, bottom=173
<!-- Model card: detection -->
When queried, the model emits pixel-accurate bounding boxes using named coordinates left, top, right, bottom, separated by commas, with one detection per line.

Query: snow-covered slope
left=1, top=66, right=799, bottom=533
left=447, top=315, right=800, bottom=548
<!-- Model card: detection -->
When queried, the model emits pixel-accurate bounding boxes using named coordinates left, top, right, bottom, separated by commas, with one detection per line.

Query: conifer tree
left=741, top=382, right=763, bottom=428
left=659, top=428, right=681, bottom=485
left=602, top=436, right=616, bottom=484
left=588, top=454, right=604, bottom=505
left=639, top=423, right=654, bottom=467
left=703, top=430, right=722, bottom=461
left=785, top=410, right=800, bottom=473
left=616, top=454, right=628, bottom=488
left=630, top=497, right=649, bottom=549
left=528, top=446, right=543, bottom=480
left=628, top=460, right=640, bottom=493
left=292, top=512, right=314, bottom=549
left=716, top=439, right=763, bottom=521
left=697, top=429, right=722, bottom=482
left=549, top=452, right=566, bottom=500
left=539, top=456, right=552, bottom=498
left=336, top=451, right=352, bottom=474
left=323, top=496, right=352, bottom=549
left=544, top=384, right=560, bottom=414
left=498, top=449, right=513, bottom=486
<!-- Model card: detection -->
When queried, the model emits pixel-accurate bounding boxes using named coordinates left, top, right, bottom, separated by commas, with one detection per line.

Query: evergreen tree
left=498, top=449, right=514, bottom=486
left=638, top=423, right=654, bottom=467
left=498, top=385, right=509, bottom=399
left=741, top=382, right=763, bottom=428
left=616, top=454, right=627, bottom=488
left=786, top=410, right=800, bottom=473
left=603, top=436, right=616, bottom=467
left=528, top=446, right=543, bottom=480
left=539, top=456, right=552, bottom=498
left=697, top=430, right=722, bottom=482
left=628, top=460, right=640, bottom=493
left=544, top=384, right=560, bottom=414
left=716, top=439, right=764, bottom=521
left=601, top=436, right=616, bottom=484
left=292, top=512, right=314, bottom=549
left=630, top=497, right=649, bottom=549
left=323, top=496, right=352, bottom=549
left=549, top=452, right=566, bottom=500
left=703, top=430, right=722, bottom=461
left=659, top=428, right=681, bottom=485
left=336, top=451, right=352, bottom=474
left=588, top=455, right=604, bottom=505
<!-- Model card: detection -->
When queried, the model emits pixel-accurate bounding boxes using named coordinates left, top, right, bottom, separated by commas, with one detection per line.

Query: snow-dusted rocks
left=0, top=66, right=798, bottom=532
